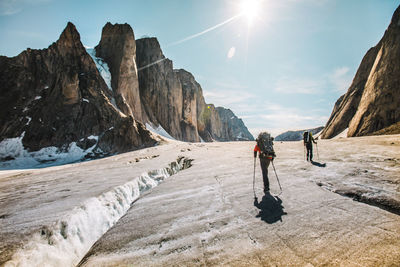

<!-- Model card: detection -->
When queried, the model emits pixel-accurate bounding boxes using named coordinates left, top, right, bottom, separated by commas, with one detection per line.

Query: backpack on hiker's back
left=303, top=131, right=313, bottom=144
left=257, top=132, right=275, bottom=157
left=303, top=131, right=317, bottom=145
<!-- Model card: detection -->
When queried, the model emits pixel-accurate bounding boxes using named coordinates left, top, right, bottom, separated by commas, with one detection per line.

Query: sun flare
left=240, top=0, right=260, bottom=25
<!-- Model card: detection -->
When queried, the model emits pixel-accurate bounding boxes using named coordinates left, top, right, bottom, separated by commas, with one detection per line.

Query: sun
left=240, top=0, right=260, bottom=25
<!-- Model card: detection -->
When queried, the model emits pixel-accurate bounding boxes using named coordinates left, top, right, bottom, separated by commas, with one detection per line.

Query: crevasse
left=5, top=157, right=192, bottom=267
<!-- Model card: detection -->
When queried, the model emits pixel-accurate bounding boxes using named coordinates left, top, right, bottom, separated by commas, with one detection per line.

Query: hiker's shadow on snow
left=311, top=160, right=326, bottom=167
left=254, top=193, right=287, bottom=224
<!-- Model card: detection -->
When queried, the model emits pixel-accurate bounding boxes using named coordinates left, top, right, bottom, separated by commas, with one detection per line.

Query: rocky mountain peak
left=56, top=22, right=84, bottom=52
left=321, top=5, right=400, bottom=138
left=0, top=22, right=156, bottom=165
left=95, top=22, right=142, bottom=120
left=136, top=37, right=166, bottom=67
left=102, top=22, right=134, bottom=35
left=389, top=5, right=400, bottom=28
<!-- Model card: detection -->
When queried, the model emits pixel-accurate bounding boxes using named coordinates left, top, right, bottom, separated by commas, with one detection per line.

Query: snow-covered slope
left=0, top=133, right=101, bottom=169
left=1, top=135, right=399, bottom=266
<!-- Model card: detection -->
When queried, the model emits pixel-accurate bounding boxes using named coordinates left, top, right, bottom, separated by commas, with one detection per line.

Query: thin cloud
left=0, top=0, right=51, bottom=16
left=214, top=81, right=248, bottom=90
left=273, top=66, right=354, bottom=95
left=329, top=66, right=353, bottom=92
left=203, top=89, right=255, bottom=106
left=243, top=101, right=328, bottom=137
left=274, top=77, right=323, bottom=94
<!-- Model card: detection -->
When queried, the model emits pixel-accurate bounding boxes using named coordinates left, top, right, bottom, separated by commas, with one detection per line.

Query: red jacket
left=254, top=145, right=274, bottom=159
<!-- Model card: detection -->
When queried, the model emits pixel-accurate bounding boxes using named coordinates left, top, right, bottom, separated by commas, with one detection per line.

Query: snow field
left=4, top=157, right=192, bottom=267
left=0, top=133, right=100, bottom=169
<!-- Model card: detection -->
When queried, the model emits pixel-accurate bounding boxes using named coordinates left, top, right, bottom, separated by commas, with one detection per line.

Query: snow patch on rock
left=87, top=48, right=112, bottom=90
left=333, top=128, right=348, bottom=139
left=25, top=117, right=32, bottom=126
left=0, top=134, right=100, bottom=170
left=146, top=123, right=175, bottom=140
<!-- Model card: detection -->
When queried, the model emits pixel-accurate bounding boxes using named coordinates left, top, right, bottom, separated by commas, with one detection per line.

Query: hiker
left=303, top=131, right=317, bottom=161
left=254, top=132, right=276, bottom=194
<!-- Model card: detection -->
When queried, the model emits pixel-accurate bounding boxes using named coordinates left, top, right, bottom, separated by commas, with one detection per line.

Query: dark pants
left=259, top=157, right=271, bottom=192
left=306, top=143, right=313, bottom=161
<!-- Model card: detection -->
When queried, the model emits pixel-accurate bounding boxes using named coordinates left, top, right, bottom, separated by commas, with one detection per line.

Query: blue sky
left=0, top=0, right=398, bottom=136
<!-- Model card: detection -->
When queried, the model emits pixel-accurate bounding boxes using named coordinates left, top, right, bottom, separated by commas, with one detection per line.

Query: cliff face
left=0, top=22, right=156, bottom=159
left=176, top=69, right=204, bottom=142
left=0, top=21, right=254, bottom=164
left=136, top=38, right=187, bottom=141
left=136, top=37, right=254, bottom=142
left=348, top=6, right=400, bottom=136
left=321, top=5, right=400, bottom=138
left=94, top=23, right=143, bottom=121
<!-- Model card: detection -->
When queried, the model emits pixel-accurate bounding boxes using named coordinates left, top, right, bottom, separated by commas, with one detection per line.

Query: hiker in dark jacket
left=254, top=132, right=276, bottom=193
left=303, top=131, right=317, bottom=161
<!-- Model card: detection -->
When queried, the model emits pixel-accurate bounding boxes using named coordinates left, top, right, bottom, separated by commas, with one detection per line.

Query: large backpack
left=303, top=131, right=311, bottom=144
left=257, top=132, right=274, bottom=155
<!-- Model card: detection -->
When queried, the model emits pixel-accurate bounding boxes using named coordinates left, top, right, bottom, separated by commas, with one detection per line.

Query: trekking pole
left=316, top=143, right=320, bottom=160
left=303, top=145, right=306, bottom=161
left=253, top=157, right=257, bottom=199
left=271, top=160, right=282, bottom=194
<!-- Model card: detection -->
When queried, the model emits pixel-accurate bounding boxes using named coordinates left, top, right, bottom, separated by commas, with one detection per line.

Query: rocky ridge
left=321, top=5, right=400, bottom=138
left=0, top=22, right=156, bottom=165
left=86, top=25, right=253, bottom=143
left=95, top=22, right=143, bottom=120
left=0, top=22, right=253, bottom=166
left=275, top=126, right=324, bottom=141
left=134, top=35, right=253, bottom=142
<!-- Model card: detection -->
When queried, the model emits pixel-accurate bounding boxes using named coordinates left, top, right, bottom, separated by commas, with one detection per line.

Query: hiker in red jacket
left=254, top=132, right=276, bottom=194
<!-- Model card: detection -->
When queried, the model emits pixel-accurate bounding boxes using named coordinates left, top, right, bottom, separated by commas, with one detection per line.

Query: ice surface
left=3, top=157, right=191, bottom=267
left=1, top=135, right=399, bottom=266
left=78, top=136, right=400, bottom=266
left=146, top=123, right=175, bottom=140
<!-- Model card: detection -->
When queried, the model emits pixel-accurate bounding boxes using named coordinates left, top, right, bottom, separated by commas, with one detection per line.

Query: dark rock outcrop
left=0, top=22, right=156, bottom=159
left=176, top=69, right=205, bottom=142
left=95, top=23, right=143, bottom=120
left=275, top=126, right=324, bottom=141
left=321, top=5, right=400, bottom=138
left=136, top=38, right=188, bottom=140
